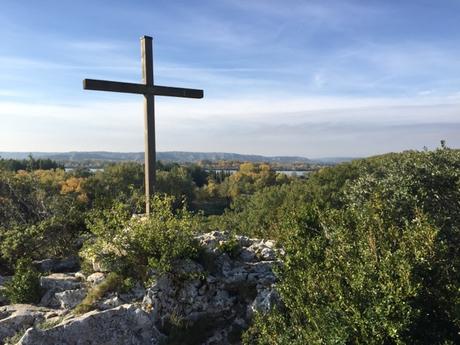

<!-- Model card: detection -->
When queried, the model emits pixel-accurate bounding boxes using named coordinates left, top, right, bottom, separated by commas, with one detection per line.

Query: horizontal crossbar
left=83, top=79, right=204, bottom=98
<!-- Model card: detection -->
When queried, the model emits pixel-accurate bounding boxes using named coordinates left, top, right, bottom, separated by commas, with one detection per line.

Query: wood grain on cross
left=83, top=36, right=203, bottom=214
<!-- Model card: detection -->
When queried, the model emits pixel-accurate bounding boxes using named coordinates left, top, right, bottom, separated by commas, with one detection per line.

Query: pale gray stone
left=0, top=304, right=51, bottom=343
left=119, top=284, right=146, bottom=303
left=3, top=231, right=280, bottom=345
left=260, top=247, right=277, bottom=260
left=33, top=256, right=79, bottom=273
left=86, top=272, right=105, bottom=285
left=40, top=274, right=81, bottom=292
left=0, top=275, right=12, bottom=306
left=140, top=231, right=280, bottom=345
left=39, top=274, right=82, bottom=308
left=0, top=275, right=10, bottom=285
left=249, top=288, right=280, bottom=315
left=239, top=248, right=256, bottom=262
left=39, top=290, right=60, bottom=309
left=17, top=305, right=159, bottom=345
left=55, top=289, right=86, bottom=309
left=74, top=272, right=86, bottom=282
left=98, top=296, right=124, bottom=310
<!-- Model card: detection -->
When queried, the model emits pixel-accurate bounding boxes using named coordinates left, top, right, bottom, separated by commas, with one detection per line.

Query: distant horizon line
left=0, top=150, right=362, bottom=160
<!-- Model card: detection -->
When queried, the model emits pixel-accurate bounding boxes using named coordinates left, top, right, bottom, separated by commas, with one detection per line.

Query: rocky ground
left=0, top=231, right=280, bottom=345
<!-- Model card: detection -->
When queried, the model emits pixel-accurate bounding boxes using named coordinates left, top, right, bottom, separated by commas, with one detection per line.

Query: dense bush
left=3, top=258, right=41, bottom=304
left=0, top=156, right=63, bottom=172
left=80, top=195, right=200, bottom=280
left=82, top=162, right=145, bottom=211
left=0, top=169, right=87, bottom=273
left=217, top=163, right=288, bottom=198
left=244, top=148, right=460, bottom=344
left=208, top=181, right=308, bottom=240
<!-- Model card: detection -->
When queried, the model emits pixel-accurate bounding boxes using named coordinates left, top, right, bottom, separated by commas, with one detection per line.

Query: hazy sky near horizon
left=1, top=0, right=459, bottom=158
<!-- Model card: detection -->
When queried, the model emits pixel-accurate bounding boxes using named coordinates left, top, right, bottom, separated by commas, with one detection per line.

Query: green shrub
left=244, top=148, right=460, bottom=344
left=217, top=234, right=240, bottom=259
left=0, top=169, right=87, bottom=273
left=209, top=182, right=308, bottom=240
left=245, top=204, right=439, bottom=344
left=80, top=195, right=200, bottom=280
left=4, top=258, right=41, bottom=304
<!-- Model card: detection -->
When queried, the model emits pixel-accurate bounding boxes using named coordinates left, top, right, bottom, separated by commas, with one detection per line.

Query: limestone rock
left=0, top=304, right=51, bottom=343
left=39, top=274, right=82, bottom=308
left=74, top=272, right=86, bottom=282
left=249, top=287, right=280, bottom=315
left=97, top=295, right=124, bottom=311
left=54, top=289, right=86, bottom=309
left=86, top=272, right=105, bottom=285
left=142, top=231, right=280, bottom=344
left=0, top=288, right=8, bottom=306
left=39, top=290, right=60, bottom=309
left=3, top=231, right=280, bottom=345
left=17, top=304, right=160, bottom=345
left=0, top=275, right=12, bottom=285
left=119, top=283, right=145, bottom=302
left=33, top=257, right=80, bottom=273
left=40, top=274, right=81, bottom=292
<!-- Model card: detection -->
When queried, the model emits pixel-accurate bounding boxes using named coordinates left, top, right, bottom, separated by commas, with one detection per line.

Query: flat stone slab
left=17, top=304, right=159, bottom=345
left=55, top=289, right=87, bottom=309
left=33, top=257, right=80, bottom=273
left=40, top=273, right=81, bottom=292
left=0, top=304, right=53, bottom=343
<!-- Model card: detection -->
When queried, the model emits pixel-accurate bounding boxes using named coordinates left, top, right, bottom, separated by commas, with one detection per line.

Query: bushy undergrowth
left=80, top=195, right=200, bottom=281
left=3, top=258, right=41, bottom=304
left=0, top=169, right=86, bottom=273
left=243, top=148, right=460, bottom=344
left=208, top=181, right=308, bottom=240
left=2, top=148, right=459, bottom=344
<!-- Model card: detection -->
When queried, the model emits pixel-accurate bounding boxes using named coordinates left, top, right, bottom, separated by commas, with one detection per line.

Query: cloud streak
left=1, top=94, right=459, bottom=156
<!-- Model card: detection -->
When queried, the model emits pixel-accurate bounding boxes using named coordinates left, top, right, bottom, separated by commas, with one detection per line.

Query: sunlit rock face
left=3, top=231, right=280, bottom=345
left=142, top=231, right=280, bottom=344
left=17, top=305, right=158, bottom=345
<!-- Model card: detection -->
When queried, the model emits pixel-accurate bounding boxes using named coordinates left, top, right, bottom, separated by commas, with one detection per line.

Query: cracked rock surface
left=1, top=231, right=280, bottom=345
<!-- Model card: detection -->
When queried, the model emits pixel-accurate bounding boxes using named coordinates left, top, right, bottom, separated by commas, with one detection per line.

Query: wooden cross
left=83, top=36, right=203, bottom=214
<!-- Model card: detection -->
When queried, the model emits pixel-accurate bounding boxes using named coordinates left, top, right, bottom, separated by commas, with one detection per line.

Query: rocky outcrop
left=0, top=304, right=59, bottom=343
left=142, top=231, right=280, bottom=344
left=33, top=257, right=79, bottom=274
left=17, top=305, right=159, bottom=345
left=39, top=273, right=83, bottom=309
left=86, top=272, right=105, bottom=286
left=1, top=231, right=280, bottom=345
left=54, top=289, right=86, bottom=310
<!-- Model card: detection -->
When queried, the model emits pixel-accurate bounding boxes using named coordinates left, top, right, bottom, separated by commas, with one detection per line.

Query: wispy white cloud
left=1, top=93, right=459, bottom=155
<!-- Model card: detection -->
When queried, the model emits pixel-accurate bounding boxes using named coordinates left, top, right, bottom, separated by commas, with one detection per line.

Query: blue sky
left=1, top=0, right=459, bottom=157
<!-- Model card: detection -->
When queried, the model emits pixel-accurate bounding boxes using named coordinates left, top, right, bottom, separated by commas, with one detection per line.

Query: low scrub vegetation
left=3, top=258, right=41, bottom=304
left=242, top=148, right=460, bottom=344
left=80, top=195, right=201, bottom=280
left=1, top=147, right=459, bottom=344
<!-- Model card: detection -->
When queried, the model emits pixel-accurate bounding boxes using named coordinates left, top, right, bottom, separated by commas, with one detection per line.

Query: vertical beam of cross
left=83, top=35, right=203, bottom=215
left=141, top=36, right=155, bottom=214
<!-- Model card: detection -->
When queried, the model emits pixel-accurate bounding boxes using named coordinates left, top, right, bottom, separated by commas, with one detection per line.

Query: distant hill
left=0, top=151, right=357, bottom=165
